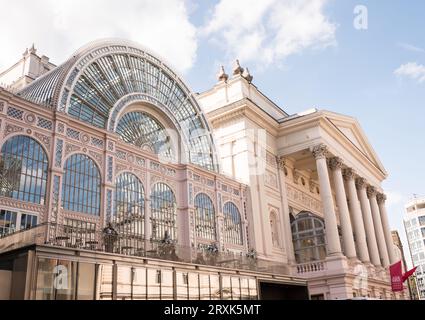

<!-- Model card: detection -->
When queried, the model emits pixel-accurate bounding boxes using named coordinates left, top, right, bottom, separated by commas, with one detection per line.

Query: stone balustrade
left=296, top=261, right=326, bottom=274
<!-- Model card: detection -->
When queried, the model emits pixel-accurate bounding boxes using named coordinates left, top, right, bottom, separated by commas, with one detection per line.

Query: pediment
left=324, top=112, right=387, bottom=176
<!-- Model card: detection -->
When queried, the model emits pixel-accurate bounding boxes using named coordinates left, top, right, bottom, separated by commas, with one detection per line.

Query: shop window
left=77, top=263, right=96, bottom=300
left=132, top=267, right=146, bottom=300
left=188, top=273, right=199, bottom=300
left=199, top=274, right=210, bottom=300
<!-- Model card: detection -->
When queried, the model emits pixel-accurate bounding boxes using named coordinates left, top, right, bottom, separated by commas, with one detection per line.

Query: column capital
left=328, top=157, right=344, bottom=171
left=355, top=177, right=367, bottom=190
left=343, top=168, right=356, bottom=181
left=276, top=156, right=286, bottom=170
left=367, top=186, right=377, bottom=199
left=311, top=144, right=328, bottom=160
left=377, top=193, right=387, bottom=204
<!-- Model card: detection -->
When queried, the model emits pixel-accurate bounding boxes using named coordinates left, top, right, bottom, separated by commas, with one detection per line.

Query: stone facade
left=0, top=39, right=409, bottom=300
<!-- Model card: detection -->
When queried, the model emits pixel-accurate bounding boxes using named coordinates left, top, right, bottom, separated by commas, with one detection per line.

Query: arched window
left=194, top=193, right=216, bottom=240
left=150, top=183, right=176, bottom=241
left=0, top=135, right=48, bottom=204
left=270, top=211, right=280, bottom=248
left=114, top=172, right=145, bottom=236
left=291, top=212, right=326, bottom=263
left=223, top=202, right=243, bottom=245
left=116, top=111, right=173, bottom=159
left=62, top=154, right=101, bottom=215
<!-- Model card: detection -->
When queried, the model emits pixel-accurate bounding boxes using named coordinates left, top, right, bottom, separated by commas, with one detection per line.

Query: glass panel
left=132, top=267, right=146, bottom=300
left=223, top=202, right=243, bottom=245
left=147, top=269, right=161, bottom=300
left=0, top=136, right=48, bottom=205
left=114, top=172, right=145, bottom=252
left=291, top=214, right=326, bottom=263
left=221, top=276, right=232, bottom=300
left=116, top=266, right=132, bottom=300
left=188, top=273, right=199, bottom=300
left=248, top=278, right=258, bottom=300
left=35, top=258, right=57, bottom=300
left=0, top=210, right=17, bottom=236
left=62, top=154, right=101, bottom=215
left=98, top=264, right=113, bottom=300
left=195, top=194, right=216, bottom=241
left=161, top=270, right=173, bottom=300
left=210, top=274, right=220, bottom=300
left=116, top=112, right=174, bottom=159
left=176, top=272, right=188, bottom=300
left=199, top=274, right=210, bottom=300
left=20, top=213, right=38, bottom=230
left=55, top=260, right=77, bottom=300
left=231, top=277, right=241, bottom=300
left=240, top=278, right=250, bottom=300
left=151, top=183, right=177, bottom=241
left=77, top=263, right=95, bottom=300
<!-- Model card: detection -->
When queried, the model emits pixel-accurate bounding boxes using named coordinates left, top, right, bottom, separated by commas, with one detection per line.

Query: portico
left=276, top=110, right=397, bottom=299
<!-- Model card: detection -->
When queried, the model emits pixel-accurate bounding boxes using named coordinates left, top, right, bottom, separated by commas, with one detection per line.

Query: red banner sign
left=390, top=261, right=403, bottom=292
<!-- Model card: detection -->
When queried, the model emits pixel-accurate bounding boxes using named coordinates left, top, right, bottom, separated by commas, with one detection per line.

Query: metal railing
left=0, top=222, right=292, bottom=276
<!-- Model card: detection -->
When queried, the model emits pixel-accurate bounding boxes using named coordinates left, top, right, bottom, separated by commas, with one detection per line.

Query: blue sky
left=1, top=0, right=424, bottom=266
left=184, top=0, right=425, bottom=267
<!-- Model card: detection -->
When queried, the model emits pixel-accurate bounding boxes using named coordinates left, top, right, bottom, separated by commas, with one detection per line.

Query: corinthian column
left=377, top=193, right=397, bottom=264
left=343, top=169, right=370, bottom=263
left=367, top=186, right=390, bottom=267
left=311, top=144, right=342, bottom=256
left=328, top=157, right=357, bottom=259
left=356, top=178, right=381, bottom=266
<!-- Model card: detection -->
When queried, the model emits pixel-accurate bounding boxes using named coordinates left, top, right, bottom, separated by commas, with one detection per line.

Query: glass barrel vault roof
left=17, top=39, right=218, bottom=172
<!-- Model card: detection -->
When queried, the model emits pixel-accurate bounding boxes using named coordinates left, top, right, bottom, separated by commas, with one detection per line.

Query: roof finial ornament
left=242, top=67, right=253, bottom=83
left=233, top=59, right=244, bottom=75
left=217, top=65, right=229, bottom=82
left=29, top=43, right=36, bottom=54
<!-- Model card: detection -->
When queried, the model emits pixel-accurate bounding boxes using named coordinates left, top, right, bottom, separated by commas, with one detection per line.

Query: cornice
left=207, top=98, right=281, bottom=134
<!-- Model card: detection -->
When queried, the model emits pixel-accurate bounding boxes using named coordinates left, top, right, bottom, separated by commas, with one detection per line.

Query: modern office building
left=404, top=197, right=425, bottom=299
left=392, top=230, right=420, bottom=300
left=0, top=39, right=405, bottom=300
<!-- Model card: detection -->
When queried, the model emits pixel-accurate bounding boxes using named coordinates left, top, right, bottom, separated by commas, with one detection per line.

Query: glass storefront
left=34, top=257, right=258, bottom=300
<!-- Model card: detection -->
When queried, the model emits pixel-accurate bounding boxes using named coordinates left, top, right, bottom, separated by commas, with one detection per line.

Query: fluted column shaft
left=357, top=178, right=381, bottom=266
left=377, top=193, right=397, bottom=264
left=329, top=158, right=357, bottom=258
left=368, top=187, right=390, bottom=267
left=312, top=145, right=342, bottom=256
left=343, top=169, right=370, bottom=262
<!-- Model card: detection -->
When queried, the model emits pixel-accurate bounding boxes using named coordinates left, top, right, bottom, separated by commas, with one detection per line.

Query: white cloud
left=397, top=42, right=425, bottom=53
left=394, top=62, right=425, bottom=83
left=201, top=0, right=336, bottom=67
left=0, top=0, right=197, bottom=73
